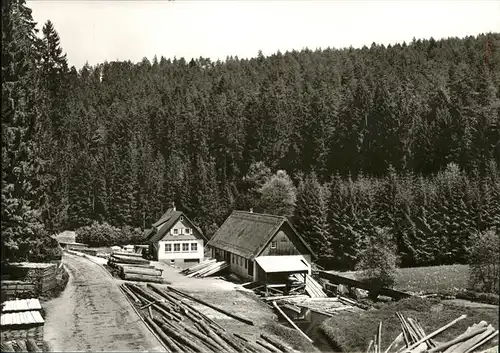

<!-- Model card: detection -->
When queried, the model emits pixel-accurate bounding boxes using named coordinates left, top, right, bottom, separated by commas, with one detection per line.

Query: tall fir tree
left=293, top=171, right=329, bottom=260
left=1, top=0, right=52, bottom=260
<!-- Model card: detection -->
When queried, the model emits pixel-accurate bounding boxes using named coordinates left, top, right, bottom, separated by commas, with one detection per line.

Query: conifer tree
left=1, top=0, right=50, bottom=260
left=293, top=171, right=329, bottom=259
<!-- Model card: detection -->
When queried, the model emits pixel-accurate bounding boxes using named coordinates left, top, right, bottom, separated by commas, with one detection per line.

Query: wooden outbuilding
left=207, top=210, right=317, bottom=282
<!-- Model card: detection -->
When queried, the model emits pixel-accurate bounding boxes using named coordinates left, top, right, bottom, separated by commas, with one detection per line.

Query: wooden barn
left=145, top=204, right=207, bottom=267
left=206, top=210, right=316, bottom=282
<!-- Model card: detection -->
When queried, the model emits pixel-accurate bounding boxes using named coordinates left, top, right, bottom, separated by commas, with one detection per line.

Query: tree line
left=2, top=0, right=499, bottom=268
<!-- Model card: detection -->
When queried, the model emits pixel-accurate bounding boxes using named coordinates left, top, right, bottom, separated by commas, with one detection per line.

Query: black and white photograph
left=1, top=0, right=499, bottom=352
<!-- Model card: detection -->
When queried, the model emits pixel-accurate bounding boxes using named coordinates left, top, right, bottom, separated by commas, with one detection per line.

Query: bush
left=356, top=227, right=399, bottom=293
left=468, top=229, right=499, bottom=294
left=76, top=222, right=146, bottom=247
left=76, top=222, right=121, bottom=247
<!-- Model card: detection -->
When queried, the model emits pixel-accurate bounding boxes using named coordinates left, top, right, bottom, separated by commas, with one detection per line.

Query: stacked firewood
left=119, top=282, right=294, bottom=353
left=0, top=339, right=42, bottom=352
left=181, top=259, right=229, bottom=278
left=366, top=313, right=499, bottom=353
left=107, top=252, right=164, bottom=283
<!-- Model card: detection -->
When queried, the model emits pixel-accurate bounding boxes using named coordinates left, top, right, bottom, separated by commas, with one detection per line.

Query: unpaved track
left=43, top=253, right=164, bottom=352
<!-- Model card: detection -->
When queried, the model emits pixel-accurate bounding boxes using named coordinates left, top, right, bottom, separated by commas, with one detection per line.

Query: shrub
left=76, top=222, right=147, bottom=247
left=468, top=229, right=499, bottom=294
left=356, top=227, right=399, bottom=292
left=75, top=222, right=121, bottom=247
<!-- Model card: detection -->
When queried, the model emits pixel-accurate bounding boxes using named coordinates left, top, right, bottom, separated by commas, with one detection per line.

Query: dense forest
left=2, top=0, right=499, bottom=268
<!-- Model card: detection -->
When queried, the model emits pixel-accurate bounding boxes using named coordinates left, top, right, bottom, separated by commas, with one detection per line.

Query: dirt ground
left=152, top=260, right=319, bottom=352
left=42, top=253, right=164, bottom=352
left=47, top=252, right=319, bottom=352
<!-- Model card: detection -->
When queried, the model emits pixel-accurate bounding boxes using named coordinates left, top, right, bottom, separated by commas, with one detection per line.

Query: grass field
left=336, top=264, right=470, bottom=295
left=320, top=297, right=499, bottom=353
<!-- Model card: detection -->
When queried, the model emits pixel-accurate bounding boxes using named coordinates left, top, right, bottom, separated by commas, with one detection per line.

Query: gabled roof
left=145, top=208, right=206, bottom=243
left=206, top=211, right=316, bottom=260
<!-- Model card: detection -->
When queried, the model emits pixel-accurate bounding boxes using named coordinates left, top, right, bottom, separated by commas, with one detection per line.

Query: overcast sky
left=28, top=0, right=500, bottom=69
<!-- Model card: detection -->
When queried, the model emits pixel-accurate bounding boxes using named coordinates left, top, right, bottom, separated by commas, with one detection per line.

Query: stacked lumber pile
left=365, top=312, right=499, bottom=353
left=119, top=282, right=295, bottom=353
left=0, top=339, right=42, bottom=352
left=107, top=252, right=164, bottom=283
left=181, top=259, right=229, bottom=278
left=292, top=274, right=327, bottom=298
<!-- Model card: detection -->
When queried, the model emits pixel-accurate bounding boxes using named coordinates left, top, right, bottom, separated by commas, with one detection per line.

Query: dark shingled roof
left=145, top=208, right=206, bottom=243
left=206, top=211, right=316, bottom=260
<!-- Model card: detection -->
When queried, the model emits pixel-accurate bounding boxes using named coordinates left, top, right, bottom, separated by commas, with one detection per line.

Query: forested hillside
left=2, top=0, right=499, bottom=267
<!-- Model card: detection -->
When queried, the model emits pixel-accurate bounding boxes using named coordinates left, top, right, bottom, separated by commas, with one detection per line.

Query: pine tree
left=293, top=171, right=329, bottom=259
left=67, top=153, right=92, bottom=229
left=1, top=0, right=50, bottom=260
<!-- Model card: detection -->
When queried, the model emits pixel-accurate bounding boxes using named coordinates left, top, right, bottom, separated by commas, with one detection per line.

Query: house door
left=248, top=260, right=253, bottom=277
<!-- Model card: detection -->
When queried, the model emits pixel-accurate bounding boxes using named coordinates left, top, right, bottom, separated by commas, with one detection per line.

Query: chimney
left=172, top=202, right=176, bottom=211
left=249, top=208, right=253, bottom=213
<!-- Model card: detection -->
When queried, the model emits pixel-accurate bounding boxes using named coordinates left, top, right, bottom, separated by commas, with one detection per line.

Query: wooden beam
left=272, top=301, right=313, bottom=343
left=318, top=271, right=412, bottom=300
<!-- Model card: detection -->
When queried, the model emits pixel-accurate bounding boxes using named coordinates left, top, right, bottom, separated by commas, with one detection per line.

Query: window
left=165, top=244, right=172, bottom=252
left=170, top=259, right=175, bottom=263
left=191, top=242, right=198, bottom=251
left=174, top=243, right=180, bottom=252
left=180, top=216, right=184, bottom=221
left=232, top=254, right=234, bottom=264
left=182, top=243, right=189, bottom=252
left=185, top=228, right=190, bottom=234
left=244, top=259, right=247, bottom=269
left=271, top=241, right=277, bottom=249
left=184, top=259, right=199, bottom=263
left=173, top=229, right=178, bottom=235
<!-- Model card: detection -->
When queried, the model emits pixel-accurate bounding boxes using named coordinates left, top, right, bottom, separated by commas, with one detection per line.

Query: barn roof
left=207, top=211, right=316, bottom=260
left=145, top=208, right=206, bottom=243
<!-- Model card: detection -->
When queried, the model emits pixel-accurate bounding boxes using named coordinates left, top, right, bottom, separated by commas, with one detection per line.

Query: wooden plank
left=272, top=301, right=313, bottom=343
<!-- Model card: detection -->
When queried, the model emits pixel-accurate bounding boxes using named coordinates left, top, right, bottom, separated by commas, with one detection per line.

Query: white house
left=145, top=204, right=206, bottom=267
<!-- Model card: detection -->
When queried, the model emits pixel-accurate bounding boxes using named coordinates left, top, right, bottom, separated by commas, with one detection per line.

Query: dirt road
left=43, top=253, right=164, bottom=352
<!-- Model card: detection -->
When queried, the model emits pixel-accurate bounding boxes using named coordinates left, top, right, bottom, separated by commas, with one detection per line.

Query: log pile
left=0, top=339, right=42, bottom=352
left=107, top=252, right=164, bottom=283
left=365, top=312, right=499, bottom=353
left=119, top=282, right=294, bottom=353
left=181, top=259, right=229, bottom=278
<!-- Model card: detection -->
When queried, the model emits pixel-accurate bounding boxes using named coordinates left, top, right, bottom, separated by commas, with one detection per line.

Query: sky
left=28, top=0, right=500, bottom=70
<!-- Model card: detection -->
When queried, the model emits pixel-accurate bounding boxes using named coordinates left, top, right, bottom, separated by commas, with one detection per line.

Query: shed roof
left=1, top=299, right=42, bottom=313
left=207, top=211, right=315, bottom=260
left=145, top=208, right=206, bottom=243
left=255, top=255, right=309, bottom=273
left=1, top=311, right=44, bottom=326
